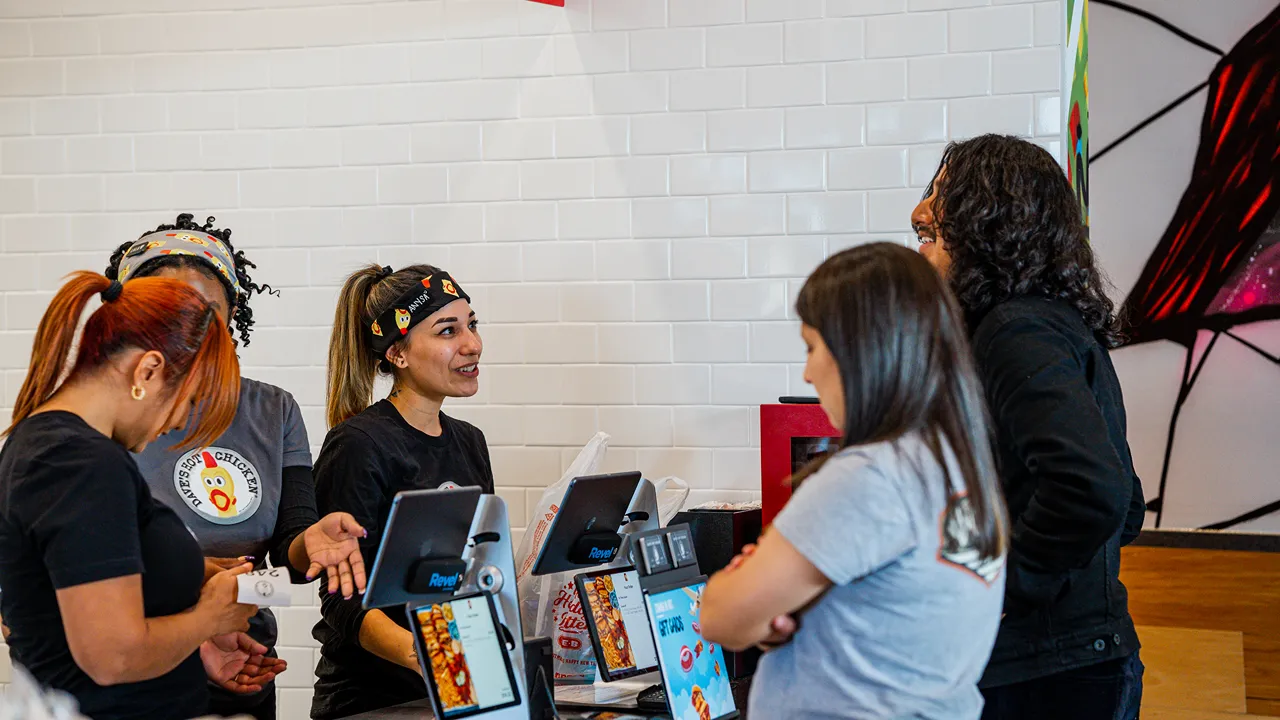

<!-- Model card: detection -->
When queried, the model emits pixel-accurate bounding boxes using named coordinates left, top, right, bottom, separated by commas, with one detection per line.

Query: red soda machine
left=760, top=398, right=841, bottom=527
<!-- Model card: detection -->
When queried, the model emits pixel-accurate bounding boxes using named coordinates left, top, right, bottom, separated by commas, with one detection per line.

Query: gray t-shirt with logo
left=749, top=433, right=1006, bottom=720
left=135, top=377, right=312, bottom=560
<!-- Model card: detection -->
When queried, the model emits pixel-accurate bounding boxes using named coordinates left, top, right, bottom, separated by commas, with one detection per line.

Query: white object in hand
left=236, top=568, right=292, bottom=607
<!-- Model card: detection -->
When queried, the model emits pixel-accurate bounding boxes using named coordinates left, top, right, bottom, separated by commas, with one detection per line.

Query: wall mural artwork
left=1094, top=1, right=1280, bottom=530
left=1066, top=0, right=1090, bottom=224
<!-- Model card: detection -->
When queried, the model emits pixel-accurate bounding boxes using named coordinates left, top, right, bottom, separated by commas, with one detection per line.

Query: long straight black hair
left=794, top=242, right=1008, bottom=560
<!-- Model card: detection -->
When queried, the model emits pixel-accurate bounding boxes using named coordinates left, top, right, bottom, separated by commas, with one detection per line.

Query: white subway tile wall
left=0, top=0, right=1061, bottom=714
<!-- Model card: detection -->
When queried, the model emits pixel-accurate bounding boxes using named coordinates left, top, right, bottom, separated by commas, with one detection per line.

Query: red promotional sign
left=528, top=0, right=565, bottom=5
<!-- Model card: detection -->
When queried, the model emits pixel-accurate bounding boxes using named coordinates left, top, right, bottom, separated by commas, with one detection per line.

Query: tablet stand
left=367, top=492, right=531, bottom=720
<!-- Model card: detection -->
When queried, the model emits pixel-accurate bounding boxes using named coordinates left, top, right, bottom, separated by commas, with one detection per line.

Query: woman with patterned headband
left=310, top=264, right=492, bottom=720
left=105, top=214, right=368, bottom=720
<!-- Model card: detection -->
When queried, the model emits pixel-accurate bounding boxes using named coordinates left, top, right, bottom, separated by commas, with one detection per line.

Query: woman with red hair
left=0, top=272, right=258, bottom=720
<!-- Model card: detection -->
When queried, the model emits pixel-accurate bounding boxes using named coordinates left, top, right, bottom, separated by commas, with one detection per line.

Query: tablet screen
left=644, top=581, right=738, bottom=720
left=576, top=568, right=659, bottom=681
left=412, top=594, right=520, bottom=719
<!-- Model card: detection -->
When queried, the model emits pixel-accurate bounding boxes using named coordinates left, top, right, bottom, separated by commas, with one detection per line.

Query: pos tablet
left=362, top=486, right=482, bottom=610
left=530, top=471, right=643, bottom=576
left=644, top=578, right=739, bottom=720
left=574, top=566, right=659, bottom=682
left=408, top=592, right=522, bottom=719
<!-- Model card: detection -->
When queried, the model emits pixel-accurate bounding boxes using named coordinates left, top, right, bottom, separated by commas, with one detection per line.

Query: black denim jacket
left=970, top=297, right=1146, bottom=688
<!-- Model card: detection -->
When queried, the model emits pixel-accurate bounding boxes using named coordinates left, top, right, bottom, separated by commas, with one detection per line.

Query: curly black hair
left=924, top=134, right=1122, bottom=347
left=105, top=213, right=274, bottom=347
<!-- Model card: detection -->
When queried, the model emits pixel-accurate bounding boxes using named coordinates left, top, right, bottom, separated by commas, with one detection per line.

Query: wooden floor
left=1123, top=546, right=1280, bottom=717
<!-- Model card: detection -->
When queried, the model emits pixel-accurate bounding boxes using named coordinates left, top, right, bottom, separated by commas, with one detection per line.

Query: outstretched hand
left=201, top=632, right=288, bottom=694
left=304, top=512, right=368, bottom=600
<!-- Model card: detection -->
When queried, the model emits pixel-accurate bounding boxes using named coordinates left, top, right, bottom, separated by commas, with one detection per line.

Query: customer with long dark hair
left=0, top=272, right=255, bottom=720
left=913, top=134, right=1146, bottom=719
left=700, top=243, right=1008, bottom=719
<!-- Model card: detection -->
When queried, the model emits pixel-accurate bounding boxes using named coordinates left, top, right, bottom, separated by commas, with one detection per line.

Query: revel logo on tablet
left=427, top=572, right=462, bottom=590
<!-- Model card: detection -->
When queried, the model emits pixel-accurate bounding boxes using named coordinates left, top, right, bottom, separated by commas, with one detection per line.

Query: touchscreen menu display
left=644, top=582, right=738, bottom=720
left=413, top=595, right=520, bottom=718
left=576, top=568, right=659, bottom=681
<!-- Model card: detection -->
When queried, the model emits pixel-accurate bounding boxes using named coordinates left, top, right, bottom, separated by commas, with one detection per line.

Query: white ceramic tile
left=553, top=31, right=630, bottom=75
left=866, top=101, right=947, bottom=144
left=560, top=283, right=634, bottom=322
left=909, top=144, right=946, bottom=186
left=670, top=0, right=745, bottom=27
left=711, top=279, right=788, bottom=320
left=341, top=126, right=412, bottom=166
left=671, top=68, right=746, bottom=111
left=747, top=0, right=823, bottom=22
left=630, top=27, right=705, bottom=71
left=1034, top=0, right=1061, bottom=46
left=784, top=18, right=865, bottom=63
left=992, top=47, right=1060, bottom=94
left=868, top=188, right=922, bottom=232
left=637, top=448, right=713, bottom=488
left=592, top=0, right=667, bottom=31
left=1036, top=94, right=1061, bottom=136
left=908, top=52, right=992, bottom=99
left=632, top=113, right=707, bottom=155
left=559, top=199, right=632, bottom=240
left=635, top=281, right=709, bottom=322
left=484, top=201, right=558, bottom=242
left=593, top=72, right=668, bottom=115
left=596, top=240, right=671, bottom=281
left=520, top=323, right=597, bottom=364
left=481, top=35, right=555, bottom=79
left=826, top=0, right=908, bottom=13
left=671, top=155, right=747, bottom=196
left=632, top=198, right=708, bottom=238
left=747, top=64, right=825, bottom=109
left=635, top=364, right=712, bottom=404
left=485, top=284, right=560, bottom=323
left=949, top=95, right=1033, bottom=139
left=377, top=165, right=449, bottom=205
left=749, top=150, right=825, bottom=193
left=523, top=241, right=595, bottom=282
left=562, top=365, right=635, bottom=405
left=712, top=364, right=789, bottom=404
left=950, top=5, right=1034, bottom=52
left=673, top=323, right=750, bottom=363
left=788, top=191, right=867, bottom=234
left=599, top=406, right=674, bottom=447
left=708, top=109, right=785, bottom=152
left=595, top=157, right=669, bottom=198
left=556, top=117, right=630, bottom=158
left=709, top=194, right=787, bottom=237
left=865, top=11, right=946, bottom=58
left=449, top=162, right=521, bottom=203
left=750, top=321, right=805, bottom=362
left=747, top=236, right=827, bottom=278
left=3, top=137, right=65, bottom=175
left=673, top=406, right=751, bottom=447
left=713, top=448, right=763, bottom=490
left=520, top=76, right=593, bottom=118
left=784, top=105, right=865, bottom=149
left=521, top=159, right=596, bottom=201
left=523, top=406, right=599, bottom=446
left=827, top=59, right=907, bottom=104
left=484, top=120, right=556, bottom=161
left=707, top=23, right=783, bottom=67
left=672, top=239, right=747, bottom=279
left=828, top=147, right=908, bottom=190
left=598, top=322, right=673, bottom=363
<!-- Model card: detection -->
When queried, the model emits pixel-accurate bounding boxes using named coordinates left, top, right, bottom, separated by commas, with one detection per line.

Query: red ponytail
left=5, top=271, right=240, bottom=449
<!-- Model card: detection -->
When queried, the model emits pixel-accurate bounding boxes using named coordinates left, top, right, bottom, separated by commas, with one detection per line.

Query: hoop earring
left=131, top=385, right=146, bottom=401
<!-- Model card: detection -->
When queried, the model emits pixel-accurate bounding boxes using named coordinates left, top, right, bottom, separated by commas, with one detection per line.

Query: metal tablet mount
left=618, top=478, right=663, bottom=567
left=391, top=495, right=533, bottom=720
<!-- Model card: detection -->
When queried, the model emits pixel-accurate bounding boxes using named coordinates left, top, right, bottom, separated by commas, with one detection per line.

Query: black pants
left=981, top=651, right=1144, bottom=720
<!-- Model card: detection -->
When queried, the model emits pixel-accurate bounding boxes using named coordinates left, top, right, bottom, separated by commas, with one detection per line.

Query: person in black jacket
left=310, top=264, right=493, bottom=720
left=911, top=134, right=1146, bottom=720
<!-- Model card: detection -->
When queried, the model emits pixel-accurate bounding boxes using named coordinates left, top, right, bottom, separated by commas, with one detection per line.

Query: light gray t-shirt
left=749, top=433, right=1006, bottom=720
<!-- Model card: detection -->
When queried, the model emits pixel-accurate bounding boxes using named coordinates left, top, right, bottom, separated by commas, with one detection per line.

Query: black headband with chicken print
left=369, top=270, right=471, bottom=356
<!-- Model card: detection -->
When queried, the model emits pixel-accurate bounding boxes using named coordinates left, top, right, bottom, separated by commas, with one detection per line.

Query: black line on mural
left=1090, top=81, right=1208, bottom=164
left=1150, top=332, right=1219, bottom=527
left=1092, top=0, right=1226, bottom=57
left=1225, top=330, right=1280, bottom=365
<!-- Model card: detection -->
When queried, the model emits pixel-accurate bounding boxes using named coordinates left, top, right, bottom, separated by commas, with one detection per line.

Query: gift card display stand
left=363, top=487, right=535, bottom=720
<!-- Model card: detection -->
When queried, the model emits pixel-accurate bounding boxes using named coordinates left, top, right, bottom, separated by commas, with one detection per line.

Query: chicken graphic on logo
left=159, top=249, right=196, bottom=257
left=200, top=451, right=238, bottom=518
left=395, top=309, right=411, bottom=335
left=441, top=278, right=459, bottom=297
left=371, top=321, right=383, bottom=337
left=201, top=252, right=234, bottom=284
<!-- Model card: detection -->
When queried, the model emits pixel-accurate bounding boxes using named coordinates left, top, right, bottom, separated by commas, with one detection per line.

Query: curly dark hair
left=105, top=213, right=274, bottom=347
left=924, top=134, right=1122, bottom=347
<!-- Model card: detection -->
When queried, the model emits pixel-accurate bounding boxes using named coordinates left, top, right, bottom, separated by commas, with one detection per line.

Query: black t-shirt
left=310, top=401, right=494, bottom=720
left=0, top=412, right=207, bottom=720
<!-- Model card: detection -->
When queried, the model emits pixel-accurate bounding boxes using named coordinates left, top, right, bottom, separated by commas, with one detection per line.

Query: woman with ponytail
left=310, top=264, right=492, bottom=720
left=0, top=272, right=257, bottom=720
left=104, top=214, right=369, bottom=720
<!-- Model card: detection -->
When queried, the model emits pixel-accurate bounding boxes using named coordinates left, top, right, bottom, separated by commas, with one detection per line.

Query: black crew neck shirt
left=0, top=412, right=206, bottom=720
left=310, top=400, right=494, bottom=720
